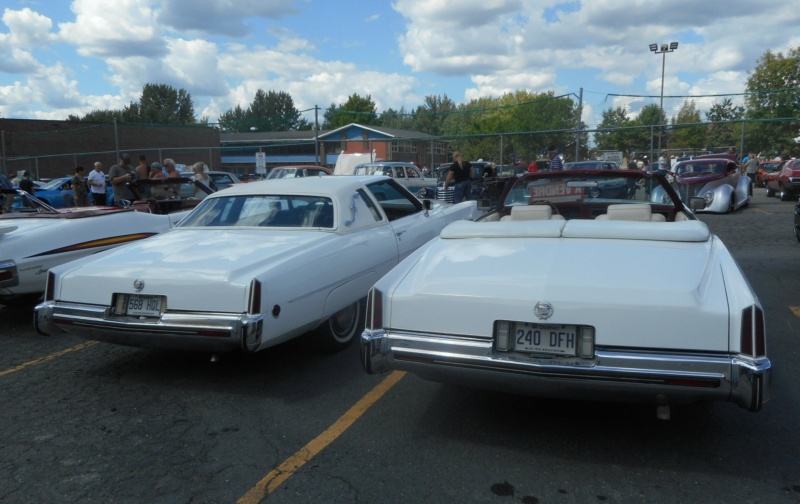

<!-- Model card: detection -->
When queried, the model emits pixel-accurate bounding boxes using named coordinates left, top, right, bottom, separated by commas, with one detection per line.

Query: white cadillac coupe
left=361, top=168, right=771, bottom=416
left=34, top=176, right=486, bottom=353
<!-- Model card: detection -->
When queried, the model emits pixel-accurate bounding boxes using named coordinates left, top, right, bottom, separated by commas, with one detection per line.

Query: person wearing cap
left=547, top=146, right=562, bottom=170
left=108, top=153, right=138, bottom=204
left=87, top=162, right=107, bottom=206
left=149, top=161, right=166, bottom=180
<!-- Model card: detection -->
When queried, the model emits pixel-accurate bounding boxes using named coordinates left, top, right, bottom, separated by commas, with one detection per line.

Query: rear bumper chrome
left=35, top=300, right=264, bottom=353
left=361, top=329, right=771, bottom=412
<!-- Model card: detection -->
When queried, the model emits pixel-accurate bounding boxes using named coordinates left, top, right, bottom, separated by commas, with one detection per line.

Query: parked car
left=34, top=176, right=488, bottom=354
left=237, top=173, right=264, bottom=183
left=671, top=155, right=751, bottom=213
left=756, top=160, right=784, bottom=188
left=265, top=165, right=332, bottom=179
left=764, top=158, right=800, bottom=200
left=563, top=160, right=619, bottom=170
left=0, top=178, right=210, bottom=304
left=426, top=161, right=506, bottom=206
left=352, top=162, right=438, bottom=194
left=361, top=168, right=771, bottom=416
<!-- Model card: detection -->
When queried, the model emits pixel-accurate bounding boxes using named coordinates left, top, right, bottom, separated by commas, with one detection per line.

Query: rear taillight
left=44, top=271, right=56, bottom=301
left=741, top=305, right=766, bottom=357
left=366, top=288, right=383, bottom=330
left=248, top=279, right=262, bottom=314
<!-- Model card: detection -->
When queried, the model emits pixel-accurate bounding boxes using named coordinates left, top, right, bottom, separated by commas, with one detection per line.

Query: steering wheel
left=529, top=200, right=560, bottom=215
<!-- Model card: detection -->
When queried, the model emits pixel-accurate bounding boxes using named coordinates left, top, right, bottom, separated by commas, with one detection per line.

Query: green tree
left=705, top=98, right=745, bottom=151
left=411, top=94, right=457, bottom=135
left=218, top=90, right=303, bottom=132
left=670, top=99, right=704, bottom=150
left=133, top=83, right=195, bottom=124
left=744, top=47, right=800, bottom=156
left=326, top=94, right=379, bottom=129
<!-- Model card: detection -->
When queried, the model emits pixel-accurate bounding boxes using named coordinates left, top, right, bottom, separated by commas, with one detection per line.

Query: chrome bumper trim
left=361, top=329, right=771, bottom=411
left=35, top=301, right=264, bottom=353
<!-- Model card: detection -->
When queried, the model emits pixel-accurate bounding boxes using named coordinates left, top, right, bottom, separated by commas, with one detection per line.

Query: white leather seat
left=501, top=205, right=565, bottom=221
left=595, top=203, right=665, bottom=222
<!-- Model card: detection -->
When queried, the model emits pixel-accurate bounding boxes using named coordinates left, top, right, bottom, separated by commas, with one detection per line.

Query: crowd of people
left=0, top=153, right=214, bottom=213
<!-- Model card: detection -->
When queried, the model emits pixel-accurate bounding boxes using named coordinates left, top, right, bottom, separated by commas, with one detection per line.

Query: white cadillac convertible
left=1, top=181, right=203, bottom=305
left=34, top=176, right=486, bottom=353
left=361, top=169, right=771, bottom=416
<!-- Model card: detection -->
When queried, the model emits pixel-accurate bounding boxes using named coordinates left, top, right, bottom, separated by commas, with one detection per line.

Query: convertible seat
left=501, top=205, right=565, bottom=221
left=595, top=203, right=666, bottom=222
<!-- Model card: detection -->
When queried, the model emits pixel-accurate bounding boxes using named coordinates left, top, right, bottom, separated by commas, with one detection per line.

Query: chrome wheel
left=312, top=298, right=365, bottom=352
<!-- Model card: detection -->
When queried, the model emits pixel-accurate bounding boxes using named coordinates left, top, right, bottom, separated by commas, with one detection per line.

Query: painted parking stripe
left=0, top=341, right=97, bottom=378
left=237, top=370, right=406, bottom=504
left=790, top=307, right=800, bottom=317
left=753, top=208, right=773, bottom=215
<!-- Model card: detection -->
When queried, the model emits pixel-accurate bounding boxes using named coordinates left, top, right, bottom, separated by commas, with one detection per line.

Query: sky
left=1, top=0, right=799, bottom=129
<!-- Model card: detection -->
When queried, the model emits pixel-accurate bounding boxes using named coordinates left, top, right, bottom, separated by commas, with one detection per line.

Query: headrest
left=510, top=205, right=552, bottom=220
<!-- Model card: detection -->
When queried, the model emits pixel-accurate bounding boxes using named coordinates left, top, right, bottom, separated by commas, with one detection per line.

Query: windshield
left=39, top=178, right=70, bottom=190
left=675, top=162, right=726, bottom=175
left=178, top=195, right=335, bottom=228
left=502, top=171, right=676, bottom=219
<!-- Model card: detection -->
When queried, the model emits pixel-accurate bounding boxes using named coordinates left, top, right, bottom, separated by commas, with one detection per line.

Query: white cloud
left=158, top=0, right=299, bottom=37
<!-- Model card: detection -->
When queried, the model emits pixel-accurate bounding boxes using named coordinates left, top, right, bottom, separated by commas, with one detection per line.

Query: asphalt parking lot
left=2, top=188, right=800, bottom=504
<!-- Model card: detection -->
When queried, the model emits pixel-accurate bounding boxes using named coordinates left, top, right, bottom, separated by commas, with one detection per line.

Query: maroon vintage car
left=756, top=160, right=785, bottom=188
left=764, top=158, right=800, bottom=201
left=670, top=154, right=751, bottom=213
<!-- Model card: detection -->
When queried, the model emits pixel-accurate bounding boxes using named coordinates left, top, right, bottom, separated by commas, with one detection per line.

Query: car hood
left=385, top=234, right=732, bottom=351
left=0, top=217, right=65, bottom=237
left=53, top=228, right=338, bottom=309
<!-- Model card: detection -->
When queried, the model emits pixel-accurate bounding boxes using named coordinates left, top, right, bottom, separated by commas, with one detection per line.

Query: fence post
left=1, top=130, right=6, bottom=175
left=739, top=120, right=745, bottom=159
left=575, top=87, right=583, bottom=162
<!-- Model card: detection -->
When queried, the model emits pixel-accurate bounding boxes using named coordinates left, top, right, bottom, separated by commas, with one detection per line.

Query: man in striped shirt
left=548, top=146, right=563, bottom=170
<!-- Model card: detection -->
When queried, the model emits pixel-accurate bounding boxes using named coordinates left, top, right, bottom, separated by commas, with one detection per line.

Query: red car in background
left=765, top=159, right=800, bottom=200
left=756, top=160, right=784, bottom=188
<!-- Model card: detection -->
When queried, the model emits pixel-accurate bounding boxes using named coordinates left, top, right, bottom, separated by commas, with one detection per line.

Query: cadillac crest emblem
left=534, top=302, right=553, bottom=320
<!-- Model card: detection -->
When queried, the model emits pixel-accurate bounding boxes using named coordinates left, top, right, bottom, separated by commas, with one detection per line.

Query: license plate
left=512, top=322, right=578, bottom=356
left=121, top=294, right=164, bottom=317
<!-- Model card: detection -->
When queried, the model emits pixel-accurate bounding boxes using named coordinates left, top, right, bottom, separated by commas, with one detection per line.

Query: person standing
left=658, top=150, right=670, bottom=171
left=71, top=166, right=89, bottom=207
left=61, top=179, right=75, bottom=207
left=744, top=152, right=759, bottom=184
left=443, top=152, right=472, bottom=204
left=108, top=153, right=137, bottom=204
left=0, top=172, right=14, bottom=213
left=19, top=171, right=35, bottom=196
left=547, top=147, right=563, bottom=170
left=191, top=162, right=212, bottom=198
left=135, top=155, right=150, bottom=180
left=87, top=162, right=107, bottom=206
left=163, top=158, right=182, bottom=179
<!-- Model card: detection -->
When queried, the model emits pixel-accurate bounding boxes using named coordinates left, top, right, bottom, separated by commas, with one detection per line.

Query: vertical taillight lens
left=248, top=279, right=262, bottom=314
left=741, top=306, right=766, bottom=357
left=44, top=271, right=56, bottom=301
left=366, top=288, right=383, bottom=330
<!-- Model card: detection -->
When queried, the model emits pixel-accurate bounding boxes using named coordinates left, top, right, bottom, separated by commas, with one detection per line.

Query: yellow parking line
left=790, top=307, right=800, bottom=317
left=0, top=341, right=97, bottom=378
left=237, top=370, right=407, bottom=504
left=753, top=208, right=773, bottom=215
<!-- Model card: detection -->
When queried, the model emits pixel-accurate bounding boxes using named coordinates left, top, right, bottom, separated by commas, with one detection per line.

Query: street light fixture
left=650, top=41, right=679, bottom=153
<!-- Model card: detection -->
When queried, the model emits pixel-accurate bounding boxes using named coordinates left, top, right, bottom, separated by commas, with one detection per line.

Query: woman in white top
left=191, top=162, right=211, bottom=198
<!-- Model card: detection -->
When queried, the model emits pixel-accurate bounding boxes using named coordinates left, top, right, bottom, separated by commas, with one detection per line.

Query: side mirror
left=476, top=199, right=492, bottom=211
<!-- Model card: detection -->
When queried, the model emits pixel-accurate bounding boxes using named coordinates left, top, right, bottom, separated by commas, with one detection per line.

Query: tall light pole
left=649, top=42, right=678, bottom=154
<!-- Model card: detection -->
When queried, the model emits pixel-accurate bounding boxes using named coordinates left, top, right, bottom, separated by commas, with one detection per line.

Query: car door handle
left=396, top=230, right=406, bottom=236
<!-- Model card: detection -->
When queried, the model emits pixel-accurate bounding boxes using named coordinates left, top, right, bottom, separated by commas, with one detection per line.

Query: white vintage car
left=361, top=169, right=771, bottom=416
left=0, top=185, right=198, bottom=304
left=352, top=162, right=438, bottom=193
left=34, top=176, right=486, bottom=353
